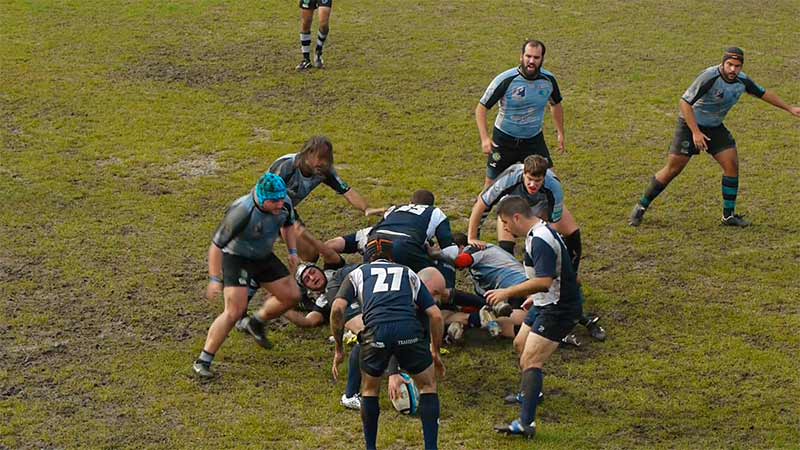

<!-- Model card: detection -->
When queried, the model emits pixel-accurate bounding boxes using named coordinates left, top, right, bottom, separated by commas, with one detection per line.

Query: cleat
left=245, top=317, right=273, bottom=349
left=343, top=330, right=358, bottom=345
left=584, top=316, right=607, bottom=341
left=478, top=306, right=497, bottom=328
left=561, top=333, right=581, bottom=347
left=341, top=393, right=361, bottom=410
left=493, top=301, right=513, bottom=317
left=314, top=53, right=324, bottom=69
left=192, top=361, right=213, bottom=379
left=234, top=315, right=250, bottom=333
left=629, top=204, right=646, bottom=227
left=295, top=59, right=313, bottom=71
left=503, top=391, right=544, bottom=405
left=721, top=213, right=750, bottom=227
left=445, top=322, right=464, bottom=345
left=494, top=419, right=536, bottom=439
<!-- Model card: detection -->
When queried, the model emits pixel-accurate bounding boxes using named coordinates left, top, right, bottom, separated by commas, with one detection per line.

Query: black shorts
left=523, top=302, right=581, bottom=342
left=222, top=252, right=289, bottom=287
left=669, top=118, right=736, bottom=156
left=359, top=321, right=433, bottom=378
left=299, top=0, right=332, bottom=9
left=487, top=128, right=552, bottom=179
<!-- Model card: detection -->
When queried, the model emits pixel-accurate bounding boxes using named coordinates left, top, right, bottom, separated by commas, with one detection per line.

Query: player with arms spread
left=331, top=238, right=445, bottom=450
left=629, top=47, right=800, bottom=227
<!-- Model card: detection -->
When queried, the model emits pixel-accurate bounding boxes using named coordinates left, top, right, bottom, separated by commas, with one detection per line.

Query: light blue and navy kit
left=269, top=153, right=350, bottom=218
left=480, top=164, right=564, bottom=223
left=671, top=65, right=765, bottom=156
left=337, top=261, right=436, bottom=377
left=522, top=221, right=581, bottom=342
left=371, top=204, right=458, bottom=288
left=480, top=67, right=562, bottom=176
left=212, top=192, right=295, bottom=286
left=461, top=244, right=528, bottom=307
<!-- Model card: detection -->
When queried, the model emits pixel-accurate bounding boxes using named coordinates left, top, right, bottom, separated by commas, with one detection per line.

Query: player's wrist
left=288, top=248, right=298, bottom=256
left=209, top=275, right=222, bottom=284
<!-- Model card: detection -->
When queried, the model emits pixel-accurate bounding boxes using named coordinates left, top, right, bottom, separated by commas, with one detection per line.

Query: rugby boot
left=493, top=301, right=513, bottom=317
left=629, top=204, right=646, bottom=227
left=192, top=360, right=213, bottom=379
left=244, top=317, right=273, bottom=349
left=494, top=419, right=536, bottom=439
left=721, top=213, right=750, bottom=227
left=583, top=315, right=607, bottom=341
left=341, top=393, right=361, bottom=410
left=560, top=333, right=580, bottom=347
left=503, top=391, right=544, bottom=405
left=314, top=53, right=324, bottom=69
left=296, top=59, right=313, bottom=71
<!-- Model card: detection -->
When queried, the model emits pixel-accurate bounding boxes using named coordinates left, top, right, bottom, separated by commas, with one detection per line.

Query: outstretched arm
left=760, top=91, right=800, bottom=117
left=343, top=189, right=369, bottom=213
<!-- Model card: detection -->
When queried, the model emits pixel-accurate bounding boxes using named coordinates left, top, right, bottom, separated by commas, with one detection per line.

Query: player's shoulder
left=539, top=68, right=557, bottom=80
left=493, top=67, right=521, bottom=82
left=736, top=71, right=753, bottom=82
left=695, top=65, right=722, bottom=82
left=270, top=153, right=297, bottom=171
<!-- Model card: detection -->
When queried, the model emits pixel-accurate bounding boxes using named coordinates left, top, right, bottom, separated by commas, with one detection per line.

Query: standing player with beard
left=476, top=39, right=565, bottom=188
left=629, top=47, right=800, bottom=227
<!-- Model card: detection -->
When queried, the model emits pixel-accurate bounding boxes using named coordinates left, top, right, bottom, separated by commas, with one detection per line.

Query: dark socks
left=520, top=368, right=543, bottom=427
left=345, top=344, right=361, bottom=398
left=639, top=176, right=666, bottom=209
left=467, top=312, right=482, bottom=328
left=323, top=254, right=346, bottom=270
left=419, top=393, right=440, bottom=450
left=498, top=240, right=515, bottom=255
left=452, top=290, right=486, bottom=309
left=562, top=229, right=582, bottom=273
left=722, top=175, right=738, bottom=217
left=361, top=396, right=380, bottom=450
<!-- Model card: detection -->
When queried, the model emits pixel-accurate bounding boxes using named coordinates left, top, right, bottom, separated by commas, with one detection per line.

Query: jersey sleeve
left=681, top=69, right=718, bottom=105
left=739, top=72, right=766, bottom=98
left=544, top=73, right=563, bottom=105
left=211, top=200, right=253, bottom=248
left=323, top=166, right=352, bottom=194
left=544, top=170, right=564, bottom=222
left=480, top=169, right=518, bottom=208
left=336, top=275, right=358, bottom=303
left=281, top=197, right=296, bottom=227
left=479, top=71, right=517, bottom=110
left=530, top=237, right=557, bottom=278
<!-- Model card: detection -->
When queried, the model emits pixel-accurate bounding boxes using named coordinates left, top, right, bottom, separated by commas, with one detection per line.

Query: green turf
left=2, top=0, right=799, bottom=448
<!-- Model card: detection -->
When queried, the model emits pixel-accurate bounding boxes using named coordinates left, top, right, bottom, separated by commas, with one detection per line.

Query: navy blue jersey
left=337, top=261, right=435, bottom=327
left=523, top=221, right=580, bottom=307
left=212, top=192, right=295, bottom=260
left=681, top=65, right=765, bottom=127
left=480, top=165, right=564, bottom=222
left=480, top=67, right=562, bottom=139
left=269, top=153, right=351, bottom=207
left=371, top=204, right=456, bottom=256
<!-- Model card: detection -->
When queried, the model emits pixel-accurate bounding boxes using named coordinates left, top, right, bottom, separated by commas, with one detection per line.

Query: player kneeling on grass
left=331, top=238, right=445, bottom=450
left=194, top=173, right=301, bottom=378
left=485, top=195, right=582, bottom=439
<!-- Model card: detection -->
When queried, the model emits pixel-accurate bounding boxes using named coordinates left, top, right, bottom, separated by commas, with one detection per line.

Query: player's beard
left=521, top=62, right=540, bottom=78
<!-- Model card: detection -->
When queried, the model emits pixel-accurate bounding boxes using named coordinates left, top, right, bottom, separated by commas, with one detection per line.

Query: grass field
left=2, top=1, right=800, bottom=449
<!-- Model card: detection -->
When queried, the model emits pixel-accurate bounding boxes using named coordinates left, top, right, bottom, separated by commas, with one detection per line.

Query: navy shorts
left=385, top=238, right=456, bottom=289
left=359, top=321, right=433, bottom=377
left=487, top=128, right=552, bottom=179
left=222, top=252, right=289, bottom=287
left=669, top=118, right=736, bottom=156
left=299, top=0, right=332, bottom=9
left=524, top=302, right=581, bottom=342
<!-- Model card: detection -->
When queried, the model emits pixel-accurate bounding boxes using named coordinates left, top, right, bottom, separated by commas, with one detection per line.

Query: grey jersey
left=681, top=65, right=765, bottom=127
left=464, top=245, right=528, bottom=296
left=269, top=153, right=351, bottom=207
left=480, top=165, right=564, bottom=222
left=212, top=192, right=295, bottom=260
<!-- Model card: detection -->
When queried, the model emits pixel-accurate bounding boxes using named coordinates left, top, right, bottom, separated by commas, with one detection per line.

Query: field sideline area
left=2, top=1, right=799, bottom=449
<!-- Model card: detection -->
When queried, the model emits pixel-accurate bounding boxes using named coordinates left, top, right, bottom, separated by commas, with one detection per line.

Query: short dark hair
left=523, top=155, right=549, bottom=177
left=298, top=135, right=333, bottom=171
left=452, top=232, right=468, bottom=247
left=521, top=39, right=546, bottom=58
left=411, top=189, right=435, bottom=206
left=497, top=195, right=535, bottom=219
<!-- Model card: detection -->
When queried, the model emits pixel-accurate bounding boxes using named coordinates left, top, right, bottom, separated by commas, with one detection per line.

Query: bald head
left=417, top=267, right=446, bottom=301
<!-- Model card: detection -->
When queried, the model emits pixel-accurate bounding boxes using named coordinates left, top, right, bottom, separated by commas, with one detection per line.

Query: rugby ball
left=391, top=373, right=420, bottom=415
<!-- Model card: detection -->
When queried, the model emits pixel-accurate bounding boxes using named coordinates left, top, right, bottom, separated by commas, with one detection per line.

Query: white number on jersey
left=371, top=267, right=404, bottom=293
left=394, top=204, right=428, bottom=215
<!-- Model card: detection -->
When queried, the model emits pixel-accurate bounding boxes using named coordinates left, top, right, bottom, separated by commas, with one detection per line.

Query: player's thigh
left=410, top=363, right=437, bottom=394
left=359, top=327, right=393, bottom=377
left=520, top=331, right=560, bottom=369
left=222, top=286, right=249, bottom=317
left=317, top=4, right=332, bottom=24
left=712, top=147, right=739, bottom=174
left=513, top=322, right=531, bottom=353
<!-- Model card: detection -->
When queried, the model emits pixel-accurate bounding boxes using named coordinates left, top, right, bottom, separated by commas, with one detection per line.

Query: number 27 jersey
left=337, top=261, right=435, bottom=327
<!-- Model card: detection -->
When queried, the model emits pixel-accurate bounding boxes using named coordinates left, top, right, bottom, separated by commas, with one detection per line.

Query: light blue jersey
left=681, top=65, right=765, bottom=127
left=212, top=192, right=295, bottom=260
left=463, top=245, right=528, bottom=296
left=480, top=67, right=562, bottom=139
left=480, top=165, right=564, bottom=223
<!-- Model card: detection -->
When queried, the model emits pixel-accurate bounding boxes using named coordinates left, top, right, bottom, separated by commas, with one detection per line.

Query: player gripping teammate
left=331, top=238, right=445, bottom=450
left=629, top=47, right=800, bottom=227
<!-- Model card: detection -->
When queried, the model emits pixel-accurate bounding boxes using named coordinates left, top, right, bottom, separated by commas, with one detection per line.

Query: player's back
left=349, top=261, right=424, bottom=327
left=372, top=204, right=442, bottom=245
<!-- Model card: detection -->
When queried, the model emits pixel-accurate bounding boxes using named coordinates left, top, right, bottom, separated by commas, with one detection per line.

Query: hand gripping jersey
left=461, top=245, right=528, bottom=296
left=338, top=261, right=436, bottom=327
left=523, top=221, right=580, bottom=307
left=212, top=193, right=295, bottom=260
left=480, top=67, right=563, bottom=139
left=480, top=165, right=564, bottom=223
left=681, top=65, right=765, bottom=127
left=268, top=153, right=351, bottom=207
left=371, top=204, right=458, bottom=260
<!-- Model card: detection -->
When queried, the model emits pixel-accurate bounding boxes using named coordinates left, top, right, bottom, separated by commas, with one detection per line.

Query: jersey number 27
left=371, top=267, right=404, bottom=293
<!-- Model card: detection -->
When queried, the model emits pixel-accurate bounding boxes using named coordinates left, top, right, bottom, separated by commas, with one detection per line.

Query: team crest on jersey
left=491, top=152, right=502, bottom=162
left=511, top=86, right=526, bottom=98
left=538, top=89, right=547, bottom=96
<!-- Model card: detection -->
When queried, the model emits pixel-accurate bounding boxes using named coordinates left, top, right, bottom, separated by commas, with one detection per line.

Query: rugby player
left=296, top=0, right=332, bottom=70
